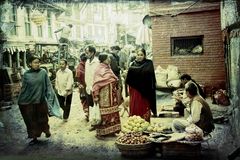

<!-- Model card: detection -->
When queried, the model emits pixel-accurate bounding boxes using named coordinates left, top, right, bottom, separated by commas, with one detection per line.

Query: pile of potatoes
left=121, top=116, right=150, bottom=133
left=116, top=132, right=149, bottom=145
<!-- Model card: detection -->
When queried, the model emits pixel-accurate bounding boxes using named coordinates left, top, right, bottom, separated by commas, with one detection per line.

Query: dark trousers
left=86, top=93, right=94, bottom=107
left=57, top=93, right=72, bottom=119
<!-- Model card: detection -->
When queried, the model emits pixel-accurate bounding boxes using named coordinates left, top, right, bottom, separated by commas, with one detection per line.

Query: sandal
left=29, top=138, right=39, bottom=145
left=89, top=127, right=96, bottom=131
left=45, top=132, right=51, bottom=138
left=95, top=135, right=105, bottom=140
left=105, top=133, right=117, bottom=137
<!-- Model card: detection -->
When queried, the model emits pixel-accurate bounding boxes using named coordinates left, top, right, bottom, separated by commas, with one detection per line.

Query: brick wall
left=151, top=4, right=226, bottom=94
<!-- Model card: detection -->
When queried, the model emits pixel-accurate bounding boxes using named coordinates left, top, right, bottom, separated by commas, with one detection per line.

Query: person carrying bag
left=89, top=102, right=102, bottom=126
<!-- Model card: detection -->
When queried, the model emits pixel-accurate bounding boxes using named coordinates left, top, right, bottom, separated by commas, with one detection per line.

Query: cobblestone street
left=0, top=89, right=237, bottom=160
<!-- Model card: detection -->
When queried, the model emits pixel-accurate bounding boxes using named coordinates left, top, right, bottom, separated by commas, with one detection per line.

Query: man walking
left=55, top=59, right=74, bottom=122
left=85, top=46, right=99, bottom=128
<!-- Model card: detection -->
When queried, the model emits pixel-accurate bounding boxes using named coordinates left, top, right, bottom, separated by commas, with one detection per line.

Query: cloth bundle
left=185, top=124, right=203, bottom=141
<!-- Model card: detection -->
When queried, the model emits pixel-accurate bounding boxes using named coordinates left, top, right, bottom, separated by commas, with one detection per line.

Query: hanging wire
left=171, top=0, right=201, bottom=17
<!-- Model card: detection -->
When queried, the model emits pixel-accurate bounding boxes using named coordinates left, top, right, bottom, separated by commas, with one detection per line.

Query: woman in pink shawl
left=92, top=53, right=121, bottom=139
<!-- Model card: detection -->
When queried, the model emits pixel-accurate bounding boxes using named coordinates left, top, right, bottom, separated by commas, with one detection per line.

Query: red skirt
left=129, top=87, right=151, bottom=122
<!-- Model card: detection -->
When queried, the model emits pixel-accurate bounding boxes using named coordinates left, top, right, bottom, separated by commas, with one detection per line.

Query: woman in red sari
left=126, top=48, right=157, bottom=122
left=92, top=53, right=121, bottom=139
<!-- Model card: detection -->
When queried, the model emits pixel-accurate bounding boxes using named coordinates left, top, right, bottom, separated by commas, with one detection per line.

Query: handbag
left=89, top=103, right=102, bottom=126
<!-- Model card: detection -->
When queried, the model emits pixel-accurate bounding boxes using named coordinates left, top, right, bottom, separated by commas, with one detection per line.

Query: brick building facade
left=150, top=1, right=226, bottom=94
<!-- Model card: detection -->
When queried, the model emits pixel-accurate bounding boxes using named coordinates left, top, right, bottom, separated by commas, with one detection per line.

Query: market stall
left=115, top=115, right=208, bottom=159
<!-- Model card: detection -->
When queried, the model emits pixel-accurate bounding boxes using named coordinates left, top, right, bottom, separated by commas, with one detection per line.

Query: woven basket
left=115, top=141, right=153, bottom=157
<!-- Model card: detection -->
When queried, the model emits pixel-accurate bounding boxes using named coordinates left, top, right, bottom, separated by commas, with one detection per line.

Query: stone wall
left=228, top=34, right=240, bottom=146
left=221, top=0, right=240, bottom=146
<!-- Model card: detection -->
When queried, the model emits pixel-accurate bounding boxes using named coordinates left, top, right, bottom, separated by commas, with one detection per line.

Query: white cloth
left=85, top=57, right=99, bottom=94
left=55, top=68, right=74, bottom=96
left=187, top=100, right=202, bottom=123
left=172, top=119, right=190, bottom=133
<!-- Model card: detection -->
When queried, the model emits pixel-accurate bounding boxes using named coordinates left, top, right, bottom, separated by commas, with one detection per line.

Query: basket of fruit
left=121, top=115, right=150, bottom=133
left=115, top=132, right=153, bottom=157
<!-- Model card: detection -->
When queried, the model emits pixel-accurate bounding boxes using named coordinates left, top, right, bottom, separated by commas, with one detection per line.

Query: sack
left=89, top=103, right=102, bottom=126
left=167, top=79, right=181, bottom=88
left=185, top=124, right=203, bottom=141
left=155, top=65, right=168, bottom=87
left=213, top=89, right=230, bottom=106
left=167, top=65, right=179, bottom=81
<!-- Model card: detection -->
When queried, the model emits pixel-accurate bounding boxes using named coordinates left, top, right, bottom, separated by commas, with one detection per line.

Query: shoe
left=95, top=135, right=105, bottom=140
left=152, top=114, right=157, bottom=117
left=45, top=132, right=51, bottom=138
left=29, top=138, right=39, bottom=145
left=63, top=119, right=68, bottom=122
left=85, top=116, right=89, bottom=122
left=89, top=127, right=96, bottom=131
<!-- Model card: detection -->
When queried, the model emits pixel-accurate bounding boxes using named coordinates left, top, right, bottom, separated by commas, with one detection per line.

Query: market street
left=0, top=88, right=235, bottom=160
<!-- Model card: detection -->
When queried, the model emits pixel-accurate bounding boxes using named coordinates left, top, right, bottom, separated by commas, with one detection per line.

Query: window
left=47, top=11, right=52, bottom=38
left=171, top=35, right=204, bottom=56
left=25, top=8, right=31, bottom=36
left=10, top=5, right=17, bottom=36
left=37, top=25, right=43, bottom=37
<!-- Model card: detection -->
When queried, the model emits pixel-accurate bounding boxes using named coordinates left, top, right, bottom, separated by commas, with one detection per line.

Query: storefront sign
left=31, top=10, right=46, bottom=26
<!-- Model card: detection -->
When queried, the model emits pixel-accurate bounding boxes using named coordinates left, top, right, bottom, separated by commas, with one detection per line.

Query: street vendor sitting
left=172, top=82, right=214, bottom=135
left=173, top=74, right=206, bottom=99
left=172, top=74, right=206, bottom=116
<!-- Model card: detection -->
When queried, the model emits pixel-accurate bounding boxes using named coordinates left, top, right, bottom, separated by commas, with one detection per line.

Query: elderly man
left=172, top=82, right=214, bottom=134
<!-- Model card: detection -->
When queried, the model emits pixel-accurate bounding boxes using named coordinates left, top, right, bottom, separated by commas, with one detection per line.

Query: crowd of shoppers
left=17, top=44, right=214, bottom=146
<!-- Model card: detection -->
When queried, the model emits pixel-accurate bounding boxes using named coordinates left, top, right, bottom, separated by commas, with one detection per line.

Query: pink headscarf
left=92, top=63, right=118, bottom=95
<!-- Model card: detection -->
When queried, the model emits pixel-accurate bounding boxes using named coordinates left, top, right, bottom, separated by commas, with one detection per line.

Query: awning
left=2, top=45, right=26, bottom=54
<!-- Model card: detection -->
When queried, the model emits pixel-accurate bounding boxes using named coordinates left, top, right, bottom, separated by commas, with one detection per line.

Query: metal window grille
left=171, top=35, right=203, bottom=56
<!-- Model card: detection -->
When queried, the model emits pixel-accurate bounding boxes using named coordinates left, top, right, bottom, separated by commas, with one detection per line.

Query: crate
left=161, top=142, right=201, bottom=159
left=3, top=84, right=14, bottom=101
left=12, top=83, right=21, bottom=98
